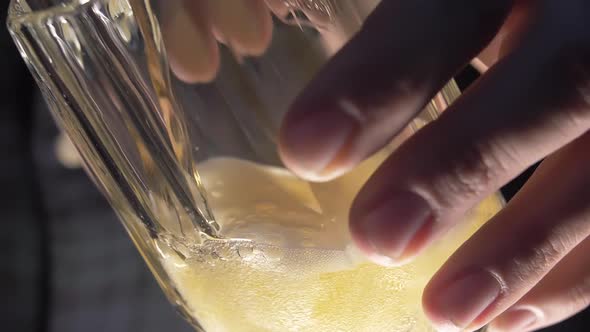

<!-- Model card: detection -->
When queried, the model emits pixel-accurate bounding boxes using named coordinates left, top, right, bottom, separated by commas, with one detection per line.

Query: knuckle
left=533, top=48, right=590, bottom=141
left=561, top=51, right=590, bottom=125
left=549, top=23, right=590, bottom=127
left=537, top=236, right=569, bottom=269
left=571, top=61, right=590, bottom=119
left=427, top=138, right=511, bottom=208
left=512, top=238, right=564, bottom=282
left=508, top=232, right=577, bottom=285
left=532, top=1, right=590, bottom=131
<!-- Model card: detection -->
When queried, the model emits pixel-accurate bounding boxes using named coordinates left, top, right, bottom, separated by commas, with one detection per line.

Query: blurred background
left=0, top=4, right=588, bottom=332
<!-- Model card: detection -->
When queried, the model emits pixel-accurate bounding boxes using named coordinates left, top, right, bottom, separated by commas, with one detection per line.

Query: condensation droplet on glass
left=251, top=247, right=266, bottom=264
left=237, top=245, right=255, bottom=261
left=213, top=244, right=234, bottom=261
left=262, top=246, right=284, bottom=262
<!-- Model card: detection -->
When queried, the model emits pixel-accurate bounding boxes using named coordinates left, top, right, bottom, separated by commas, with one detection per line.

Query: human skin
left=163, top=1, right=590, bottom=331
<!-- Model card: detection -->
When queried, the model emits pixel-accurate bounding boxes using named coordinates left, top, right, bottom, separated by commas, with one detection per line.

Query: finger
left=488, top=237, right=590, bottom=332
left=264, top=0, right=290, bottom=19
left=204, top=0, right=273, bottom=56
left=473, top=0, right=531, bottom=73
left=422, top=131, right=590, bottom=331
left=279, top=0, right=513, bottom=181
left=349, top=1, right=590, bottom=265
left=161, top=0, right=220, bottom=83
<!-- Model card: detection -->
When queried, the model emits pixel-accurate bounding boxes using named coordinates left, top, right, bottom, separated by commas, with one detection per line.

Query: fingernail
left=433, top=271, right=501, bottom=330
left=357, top=191, right=432, bottom=265
left=489, top=308, right=538, bottom=332
left=280, top=104, right=359, bottom=181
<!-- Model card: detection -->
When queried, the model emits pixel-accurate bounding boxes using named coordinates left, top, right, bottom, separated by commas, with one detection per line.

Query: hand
left=159, top=0, right=274, bottom=83
left=158, top=0, right=366, bottom=83
left=279, top=1, right=590, bottom=331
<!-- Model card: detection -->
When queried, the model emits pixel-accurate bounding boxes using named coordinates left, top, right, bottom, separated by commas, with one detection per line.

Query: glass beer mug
left=8, top=0, right=503, bottom=331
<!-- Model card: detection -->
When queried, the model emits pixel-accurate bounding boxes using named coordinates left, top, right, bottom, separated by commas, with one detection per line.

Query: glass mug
left=8, top=0, right=503, bottom=331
